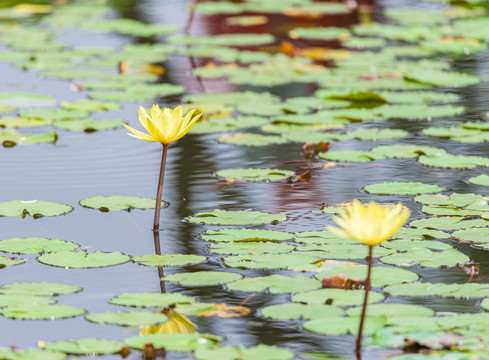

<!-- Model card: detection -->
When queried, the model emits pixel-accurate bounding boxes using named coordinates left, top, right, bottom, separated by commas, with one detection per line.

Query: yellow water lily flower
left=124, top=105, right=201, bottom=145
left=139, top=310, right=197, bottom=336
left=327, top=200, right=410, bottom=246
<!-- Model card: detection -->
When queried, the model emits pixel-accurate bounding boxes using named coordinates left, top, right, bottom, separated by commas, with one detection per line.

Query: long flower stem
left=356, top=245, right=373, bottom=360
left=153, top=144, right=168, bottom=231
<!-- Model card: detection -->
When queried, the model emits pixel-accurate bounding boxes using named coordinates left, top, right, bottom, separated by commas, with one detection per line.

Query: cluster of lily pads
left=2, top=0, right=489, bottom=359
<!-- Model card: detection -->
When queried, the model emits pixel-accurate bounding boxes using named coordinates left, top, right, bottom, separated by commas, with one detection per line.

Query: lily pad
left=42, top=339, right=125, bottom=355
left=86, top=310, right=168, bottom=326
left=0, top=348, right=66, bottom=360
left=184, top=91, right=280, bottom=105
left=410, top=216, right=489, bottom=230
left=380, top=248, right=469, bottom=268
left=125, top=333, right=221, bottom=351
left=0, top=129, right=57, bottom=147
left=370, top=145, right=447, bottom=159
left=304, top=315, right=386, bottom=336
left=0, top=304, right=85, bottom=320
left=188, top=209, right=286, bottom=225
left=0, top=294, right=55, bottom=307
left=224, top=253, right=322, bottom=270
left=163, top=271, right=243, bottom=286
left=260, top=303, right=345, bottom=320
left=345, top=128, right=408, bottom=141
left=194, top=344, right=295, bottom=360
left=19, top=109, right=90, bottom=120
left=201, top=229, right=294, bottom=242
left=218, top=133, right=288, bottom=146
left=346, top=303, right=435, bottom=318
left=364, top=182, right=446, bottom=195
left=0, top=237, right=79, bottom=254
left=79, top=195, right=166, bottom=212
left=169, top=33, right=275, bottom=46
left=216, top=168, right=293, bottom=182
left=0, top=117, right=53, bottom=128
left=210, top=242, right=294, bottom=255
left=60, top=100, right=121, bottom=112
left=0, top=92, right=56, bottom=108
left=38, top=251, right=130, bottom=269
left=109, top=293, right=196, bottom=308
left=319, top=150, right=385, bottom=163
left=0, top=282, right=81, bottom=296
left=174, top=302, right=250, bottom=317
left=54, top=119, right=125, bottom=132
left=385, top=282, right=489, bottom=298
left=0, top=257, right=25, bottom=267
left=227, top=275, right=321, bottom=294
left=468, top=175, right=489, bottom=187
left=406, top=70, right=482, bottom=87
left=292, top=289, right=384, bottom=306
left=0, top=200, right=73, bottom=218
left=133, top=254, right=206, bottom=267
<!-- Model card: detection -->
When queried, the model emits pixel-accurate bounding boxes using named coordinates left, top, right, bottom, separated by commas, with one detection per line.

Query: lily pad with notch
left=304, top=315, right=386, bottom=336
left=292, top=288, right=384, bottom=306
left=218, top=133, right=288, bottom=146
left=0, top=304, right=85, bottom=320
left=54, top=118, right=125, bottom=132
left=86, top=310, right=169, bottom=326
left=109, top=293, right=196, bottom=308
left=260, top=303, right=345, bottom=320
left=223, top=253, right=322, bottom=270
left=0, top=294, right=55, bottom=307
left=125, top=333, right=221, bottom=352
left=60, top=100, right=121, bottom=112
left=188, top=209, right=286, bottom=225
left=0, top=282, right=81, bottom=296
left=216, top=168, right=294, bottom=182
left=380, top=248, right=469, bottom=268
left=319, top=150, right=386, bottom=163
left=227, top=274, right=321, bottom=294
left=163, top=271, right=243, bottom=286
left=133, top=254, right=206, bottom=267
left=201, top=228, right=294, bottom=242
left=364, top=182, right=446, bottom=195
left=370, top=144, right=447, bottom=159
left=210, top=242, right=295, bottom=255
left=385, top=282, right=489, bottom=298
left=0, top=348, right=66, bottom=360
left=0, top=92, right=56, bottom=108
left=38, top=251, right=130, bottom=269
left=0, top=237, right=79, bottom=254
left=79, top=195, right=166, bottom=212
left=0, top=129, right=57, bottom=147
left=42, top=339, right=125, bottom=355
left=0, top=200, right=73, bottom=218
left=194, top=344, right=295, bottom=360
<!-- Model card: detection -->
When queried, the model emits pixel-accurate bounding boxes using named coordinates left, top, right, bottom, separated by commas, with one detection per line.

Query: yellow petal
left=123, top=124, right=156, bottom=142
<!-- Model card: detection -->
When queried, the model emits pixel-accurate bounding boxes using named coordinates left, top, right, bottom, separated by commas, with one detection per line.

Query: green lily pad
left=298, top=243, right=392, bottom=260
left=224, top=253, right=322, bottom=270
left=468, top=175, right=489, bottom=186
left=60, top=100, right=121, bottom=112
left=79, top=195, right=166, bottom=212
left=0, top=117, right=53, bottom=128
left=0, top=304, right=85, bottom=320
left=216, top=168, right=293, bottom=182
left=218, top=133, right=287, bottom=146
left=410, top=216, right=489, bottom=230
left=188, top=209, right=286, bottom=225
left=184, top=91, right=280, bottom=105
left=0, top=348, right=66, bottom=360
left=0, top=129, right=57, bottom=147
left=315, top=265, right=419, bottom=287
left=227, top=275, right=321, bottom=294
left=385, top=282, right=489, bottom=298
left=414, top=193, right=489, bottom=208
left=452, top=228, right=489, bottom=245
left=0, top=282, right=81, bottom=296
left=304, top=315, right=386, bottom=336
left=382, top=240, right=452, bottom=251
left=0, top=105, right=15, bottom=114
left=54, top=119, right=125, bottom=132
left=191, top=116, right=269, bottom=134
left=210, top=242, right=294, bottom=255
left=163, top=271, right=243, bottom=286
left=0, top=257, right=25, bottom=267
left=86, top=310, right=168, bottom=326
left=370, top=145, right=447, bottom=159
left=346, top=303, right=435, bottom=318
left=83, top=19, right=178, bottom=36
left=125, top=333, right=221, bottom=352
left=292, top=289, right=384, bottom=306
left=0, top=294, right=55, bottom=307
left=110, top=293, right=196, bottom=308
left=0, top=200, right=73, bottom=218
left=391, top=227, right=450, bottom=240
left=319, top=150, right=386, bottom=163
left=38, top=251, right=130, bottom=269
left=194, top=344, right=295, bottom=360
left=133, top=254, right=206, bottom=267
left=169, top=33, right=275, bottom=46
left=0, top=237, right=78, bottom=254
left=342, top=37, right=386, bottom=49
left=19, top=109, right=90, bottom=120
left=406, top=70, right=482, bottom=87
left=373, top=104, right=465, bottom=120
left=43, top=339, right=125, bottom=355
left=419, top=154, right=489, bottom=169
left=380, top=248, right=469, bottom=268
left=364, top=182, right=445, bottom=195
left=0, top=92, right=56, bottom=108
left=345, top=128, right=408, bottom=141
left=201, top=229, right=294, bottom=242
left=88, top=84, right=185, bottom=102
left=289, top=26, right=350, bottom=40
left=260, top=303, right=345, bottom=320
left=237, top=102, right=309, bottom=116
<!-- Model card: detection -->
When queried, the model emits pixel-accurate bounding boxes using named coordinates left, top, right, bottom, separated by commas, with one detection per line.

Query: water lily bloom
left=124, top=105, right=201, bottom=145
left=328, top=200, right=410, bottom=246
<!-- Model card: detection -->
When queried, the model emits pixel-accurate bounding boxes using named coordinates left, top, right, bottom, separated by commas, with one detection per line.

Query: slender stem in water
left=153, top=144, right=168, bottom=231
left=356, top=245, right=373, bottom=360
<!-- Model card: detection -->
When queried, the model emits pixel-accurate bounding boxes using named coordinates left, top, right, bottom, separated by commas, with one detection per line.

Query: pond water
left=1, top=0, right=489, bottom=359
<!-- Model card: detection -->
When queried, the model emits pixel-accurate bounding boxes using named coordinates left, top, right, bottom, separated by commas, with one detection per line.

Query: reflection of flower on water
left=139, top=309, right=197, bottom=336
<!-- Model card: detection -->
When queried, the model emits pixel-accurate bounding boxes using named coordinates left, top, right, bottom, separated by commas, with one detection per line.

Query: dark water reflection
left=0, top=0, right=489, bottom=359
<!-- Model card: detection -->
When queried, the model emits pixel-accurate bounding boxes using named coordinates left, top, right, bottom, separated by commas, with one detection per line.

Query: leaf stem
left=153, top=144, right=168, bottom=231
left=356, top=244, right=373, bottom=360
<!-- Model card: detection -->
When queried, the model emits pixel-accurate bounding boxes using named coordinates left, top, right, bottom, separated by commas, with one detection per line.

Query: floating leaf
left=468, top=175, right=489, bottom=186
left=184, top=91, right=280, bottom=105
left=380, top=248, right=469, bottom=268
left=38, top=251, right=130, bottom=269
left=19, top=109, right=90, bottom=120
left=289, top=27, right=350, bottom=40
left=191, top=116, right=269, bottom=134
left=169, top=33, right=275, bottom=46
left=319, top=150, right=385, bottom=163
left=133, top=254, right=206, bottom=267
left=0, top=304, right=85, bottom=320
left=194, top=344, right=295, bottom=360
left=227, top=275, right=321, bottom=294
left=0, top=129, right=57, bottom=147
left=60, top=100, right=121, bottom=112
left=163, top=271, right=243, bottom=286
left=216, top=168, right=293, bottom=182
left=43, top=339, right=125, bottom=355
left=370, top=145, right=447, bottom=159
left=384, top=282, right=489, bottom=298
left=54, top=119, right=125, bottom=132
left=110, top=293, right=195, bottom=308
left=345, top=128, right=408, bottom=141
left=0, top=200, right=73, bottom=218
left=0, top=237, right=78, bottom=254
left=304, top=315, right=386, bottom=336
left=346, top=303, right=435, bottom=318
left=125, top=333, right=221, bottom=351
left=0, top=117, right=53, bottom=128
left=218, top=133, right=287, bottom=146
left=86, top=310, right=168, bottom=326
left=260, top=303, right=345, bottom=320
left=201, top=229, right=294, bottom=242
left=410, top=216, right=489, bottom=230
left=0, top=294, right=55, bottom=307
left=382, top=240, right=451, bottom=251
left=418, top=154, right=489, bottom=169
left=79, top=195, right=165, bottom=212
left=188, top=209, right=286, bottom=225
left=210, top=242, right=294, bottom=255
left=0, top=282, right=81, bottom=296
left=224, top=253, right=322, bottom=270
left=0, top=105, right=15, bottom=114
left=0, top=92, right=56, bottom=108
left=292, top=289, right=384, bottom=306
left=83, top=19, right=178, bottom=36
left=0, top=348, right=66, bottom=360
left=406, top=70, right=482, bottom=87
left=0, top=257, right=24, bottom=267
left=364, top=182, right=445, bottom=195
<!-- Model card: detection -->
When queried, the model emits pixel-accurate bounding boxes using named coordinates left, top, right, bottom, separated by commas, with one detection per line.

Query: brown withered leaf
left=322, top=273, right=366, bottom=289
left=314, top=141, right=329, bottom=154
left=299, top=170, right=312, bottom=183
